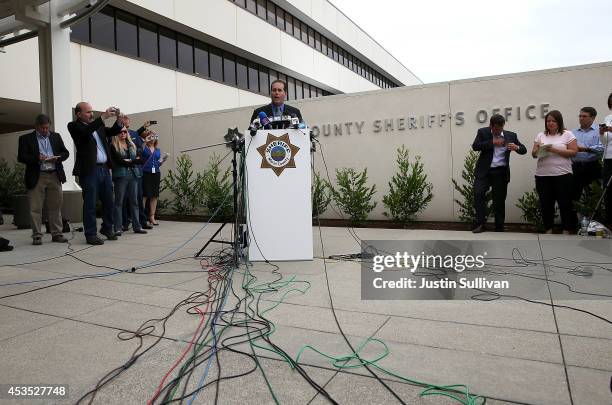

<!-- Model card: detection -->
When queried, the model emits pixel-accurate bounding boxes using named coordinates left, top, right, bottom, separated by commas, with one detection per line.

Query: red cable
left=147, top=283, right=215, bottom=405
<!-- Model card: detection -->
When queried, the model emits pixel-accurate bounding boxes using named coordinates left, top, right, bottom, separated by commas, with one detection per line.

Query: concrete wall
left=168, top=62, right=612, bottom=223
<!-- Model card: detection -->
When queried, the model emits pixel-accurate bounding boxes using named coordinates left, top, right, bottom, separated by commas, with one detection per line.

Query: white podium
left=245, top=128, right=313, bottom=261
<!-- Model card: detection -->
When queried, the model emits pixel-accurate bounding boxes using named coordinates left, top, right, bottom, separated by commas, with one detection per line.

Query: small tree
left=312, top=172, right=331, bottom=218
left=0, top=159, right=26, bottom=210
left=452, top=150, right=492, bottom=223
left=202, top=153, right=233, bottom=220
left=516, top=188, right=555, bottom=232
left=382, top=146, right=433, bottom=226
left=331, top=167, right=376, bottom=226
left=161, top=154, right=204, bottom=215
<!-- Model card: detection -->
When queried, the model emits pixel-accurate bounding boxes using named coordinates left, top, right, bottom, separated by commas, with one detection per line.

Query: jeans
left=80, top=165, right=114, bottom=238
left=122, top=175, right=148, bottom=227
left=114, top=174, right=141, bottom=232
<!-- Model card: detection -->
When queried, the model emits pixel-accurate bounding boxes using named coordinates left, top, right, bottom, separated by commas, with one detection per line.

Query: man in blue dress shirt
left=571, top=107, right=603, bottom=213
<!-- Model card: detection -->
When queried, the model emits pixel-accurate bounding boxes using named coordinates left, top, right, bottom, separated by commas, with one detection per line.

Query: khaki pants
left=27, top=172, right=63, bottom=239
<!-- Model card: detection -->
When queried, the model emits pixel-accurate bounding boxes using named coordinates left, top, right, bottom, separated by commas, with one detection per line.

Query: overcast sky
left=329, top=0, right=612, bottom=83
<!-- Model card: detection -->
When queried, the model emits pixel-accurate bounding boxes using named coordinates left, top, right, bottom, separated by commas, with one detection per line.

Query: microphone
left=290, top=113, right=299, bottom=129
left=258, top=111, right=271, bottom=129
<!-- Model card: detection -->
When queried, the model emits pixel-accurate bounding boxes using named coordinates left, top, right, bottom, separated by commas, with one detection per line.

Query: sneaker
left=86, top=235, right=105, bottom=245
left=52, top=235, right=68, bottom=243
left=32, top=238, right=42, bottom=245
left=134, top=229, right=148, bottom=234
left=100, top=230, right=118, bottom=241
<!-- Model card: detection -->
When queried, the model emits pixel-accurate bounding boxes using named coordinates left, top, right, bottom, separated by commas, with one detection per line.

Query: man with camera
left=68, top=102, right=124, bottom=245
left=472, top=114, right=527, bottom=233
left=18, top=114, right=70, bottom=245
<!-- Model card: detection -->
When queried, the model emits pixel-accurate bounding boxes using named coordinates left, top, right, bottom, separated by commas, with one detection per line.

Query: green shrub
left=312, top=172, right=331, bottom=218
left=516, top=188, right=555, bottom=232
left=382, top=146, right=433, bottom=225
left=0, top=159, right=26, bottom=210
left=161, top=154, right=205, bottom=215
left=330, top=167, right=376, bottom=226
left=574, top=181, right=606, bottom=220
left=452, top=150, right=492, bottom=223
left=202, top=153, right=233, bottom=220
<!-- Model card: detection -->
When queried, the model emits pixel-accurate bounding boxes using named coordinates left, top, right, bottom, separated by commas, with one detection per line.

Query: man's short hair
left=270, top=79, right=287, bottom=92
left=489, top=114, right=505, bottom=127
left=34, top=114, right=51, bottom=126
left=608, top=92, right=612, bottom=109
left=580, top=107, right=597, bottom=117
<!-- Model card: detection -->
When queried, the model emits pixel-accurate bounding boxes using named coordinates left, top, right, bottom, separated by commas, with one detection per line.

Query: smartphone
left=600, top=123, right=608, bottom=129
left=150, top=120, right=157, bottom=125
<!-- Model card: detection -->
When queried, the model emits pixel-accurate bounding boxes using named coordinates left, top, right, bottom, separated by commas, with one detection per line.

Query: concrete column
left=37, top=1, right=79, bottom=190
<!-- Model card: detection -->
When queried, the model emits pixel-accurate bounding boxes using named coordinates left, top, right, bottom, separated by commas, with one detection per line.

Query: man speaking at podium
left=250, top=80, right=303, bottom=127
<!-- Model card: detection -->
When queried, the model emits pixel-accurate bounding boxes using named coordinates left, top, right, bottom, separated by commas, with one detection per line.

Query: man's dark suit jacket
left=67, top=117, right=122, bottom=177
left=249, top=103, right=303, bottom=126
left=17, top=131, right=70, bottom=190
left=471, top=127, right=527, bottom=182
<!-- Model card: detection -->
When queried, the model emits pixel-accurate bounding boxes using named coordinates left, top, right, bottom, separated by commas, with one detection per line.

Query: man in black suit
left=250, top=80, right=303, bottom=128
left=68, top=102, right=123, bottom=245
left=472, top=114, right=527, bottom=233
left=18, top=114, right=70, bottom=245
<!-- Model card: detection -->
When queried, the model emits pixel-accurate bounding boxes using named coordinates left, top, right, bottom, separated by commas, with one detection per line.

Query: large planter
left=11, top=190, right=83, bottom=230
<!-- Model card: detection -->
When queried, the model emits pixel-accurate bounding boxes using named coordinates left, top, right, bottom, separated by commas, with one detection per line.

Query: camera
left=600, top=123, right=608, bottom=129
left=149, top=120, right=157, bottom=125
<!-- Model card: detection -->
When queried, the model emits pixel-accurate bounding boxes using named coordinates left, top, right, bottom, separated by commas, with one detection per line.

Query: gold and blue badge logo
left=257, top=133, right=300, bottom=176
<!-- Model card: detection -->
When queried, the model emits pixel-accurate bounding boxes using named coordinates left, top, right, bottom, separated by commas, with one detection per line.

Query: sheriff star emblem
left=256, top=133, right=300, bottom=176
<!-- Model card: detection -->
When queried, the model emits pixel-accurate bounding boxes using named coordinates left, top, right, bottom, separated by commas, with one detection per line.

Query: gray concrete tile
left=0, top=305, right=61, bottom=342
left=374, top=340, right=571, bottom=405
left=376, top=316, right=563, bottom=364
left=566, top=366, right=612, bottom=405
left=554, top=300, right=612, bottom=339
left=0, top=288, right=116, bottom=318
left=561, top=334, right=612, bottom=371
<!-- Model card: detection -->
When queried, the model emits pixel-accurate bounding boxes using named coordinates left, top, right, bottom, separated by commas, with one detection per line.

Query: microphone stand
left=194, top=134, right=245, bottom=265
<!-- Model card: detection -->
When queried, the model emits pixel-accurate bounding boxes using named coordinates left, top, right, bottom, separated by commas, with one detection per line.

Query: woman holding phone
left=142, top=130, right=167, bottom=225
left=110, top=127, right=147, bottom=235
left=532, top=110, right=578, bottom=234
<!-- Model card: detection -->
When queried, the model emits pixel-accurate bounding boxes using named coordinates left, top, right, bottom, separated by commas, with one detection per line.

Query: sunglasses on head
left=120, top=130, right=128, bottom=133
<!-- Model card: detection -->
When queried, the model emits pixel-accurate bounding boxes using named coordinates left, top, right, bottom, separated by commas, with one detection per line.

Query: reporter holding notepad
left=532, top=110, right=578, bottom=234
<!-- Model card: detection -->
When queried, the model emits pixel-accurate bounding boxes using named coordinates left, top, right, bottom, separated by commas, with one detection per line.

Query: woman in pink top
left=531, top=110, right=578, bottom=234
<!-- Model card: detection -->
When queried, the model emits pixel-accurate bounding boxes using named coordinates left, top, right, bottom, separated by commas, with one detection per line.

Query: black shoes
left=122, top=224, right=130, bottom=232
left=472, top=224, right=486, bottom=234
left=86, top=235, right=105, bottom=245
left=100, top=230, right=118, bottom=241
left=134, top=229, right=148, bottom=234
left=142, top=224, right=153, bottom=230
left=52, top=235, right=68, bottom=243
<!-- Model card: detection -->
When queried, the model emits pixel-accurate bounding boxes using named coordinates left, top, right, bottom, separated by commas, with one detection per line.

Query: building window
left=71, top=18, right=89, bottom=43
left=275, top=7, right=284, bottom=30
left=138, top=19, right=158, bottom=63
left=223, top=52, right=236, bottom=85
left=115, top=10, right=137, bottom=56
left=256, top=0, right=266, bottom=20
left=194, top=41, right=209, bottom=76
left=267, top=2, right=276, bottom=25
left=259, top=67, right=269, bottom=95
left=307, top=27, right=315, bottom=47
left=285, top=13, right=293, bottom=36
left=314, top=32, right=321, bottom=52
left=209, top=46, right=223, bottom=81
left=269, top=69, right=278, bottom=86
left=287, top=77, right=295, bottom=100
left=248, top=62, right=259, bottom=92
left=246, top=0, right=256, bottom=14
left=236, top=56, right=248, bottom=89
left=159, top=27, right=177, bottom=68
left=177, top=34, right=194, bottom=73
left=90, top=7, right=114, bottom=50
left=300, top=22, right=308, bottom=44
